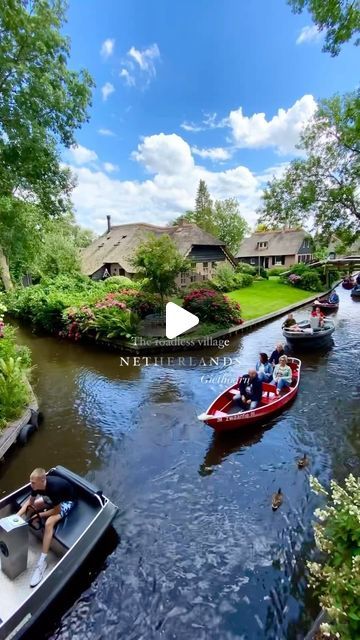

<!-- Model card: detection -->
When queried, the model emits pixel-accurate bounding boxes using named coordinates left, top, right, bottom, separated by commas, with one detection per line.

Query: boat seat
left=228, top=389, right=239, bottom=396
left=261, top=394, right=275, bottom=404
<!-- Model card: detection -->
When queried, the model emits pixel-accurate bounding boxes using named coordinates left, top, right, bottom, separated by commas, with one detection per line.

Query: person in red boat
left=237, top=369, right=263, bottom=411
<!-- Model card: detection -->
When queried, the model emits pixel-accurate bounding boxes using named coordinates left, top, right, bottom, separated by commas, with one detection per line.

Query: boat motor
left=0, top=515, right=28, bottom=579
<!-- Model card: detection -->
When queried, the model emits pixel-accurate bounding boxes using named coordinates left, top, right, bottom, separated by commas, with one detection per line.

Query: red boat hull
left=199, top=358, right=301, bottom=432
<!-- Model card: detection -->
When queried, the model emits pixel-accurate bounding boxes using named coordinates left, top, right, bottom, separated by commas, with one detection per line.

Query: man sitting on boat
left=255, top=352, right=273, bottom=382
left=282, top=313, right=301, bottom=331
left=272, top=355, right=292, bottom=395
left=237, top=369, right=263, bottom=411
left=328, top=291, right=339, bottom=304
left=17, top=468, right=76, bottom=588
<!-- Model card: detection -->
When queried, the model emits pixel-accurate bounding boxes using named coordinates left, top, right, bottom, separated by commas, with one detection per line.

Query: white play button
left=165, top=302, right=199, bottom=339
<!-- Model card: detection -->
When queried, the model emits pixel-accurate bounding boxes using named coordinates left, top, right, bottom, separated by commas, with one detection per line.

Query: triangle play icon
left=165, top=302, right=199, bottom=339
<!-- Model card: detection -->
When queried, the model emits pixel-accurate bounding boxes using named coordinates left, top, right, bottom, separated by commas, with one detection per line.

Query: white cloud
left=119, top=43, right=160, bottom=88
left=101, top=82, right=115, bottom=101
left=228, top=95, right=317, bottom=154
left=191, top=146, right=232, bottom=161
left=68, top=133, right=282, bottom=233
left=132, top=133, right=194, bottom=175
left=120, top=68, right=135, bottom=87
left=296, top=25, right=322, bottom=45
left=100, top=38, right=115, bottom=59
left=68, top=144, right=98, bottom=165
left=181, top=112, right=228, bottom=133
left=103, top=162, right=119, bottom=173
left=98, top=128, right=116, bottom=137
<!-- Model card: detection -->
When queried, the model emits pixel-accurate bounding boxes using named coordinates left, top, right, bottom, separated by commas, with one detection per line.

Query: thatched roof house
left=81, top=216, right=236, bottom=287
left=236, top=230, right=313, bottom=269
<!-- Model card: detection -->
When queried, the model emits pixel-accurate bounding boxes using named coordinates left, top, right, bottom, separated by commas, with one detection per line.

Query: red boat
left=342, top=277, right=355, bottom=290
left=198, top=358, right=301, bottom=432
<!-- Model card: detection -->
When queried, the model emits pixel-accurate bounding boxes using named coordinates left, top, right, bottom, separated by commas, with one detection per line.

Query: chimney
left=106, top=214, right=111, bottom=233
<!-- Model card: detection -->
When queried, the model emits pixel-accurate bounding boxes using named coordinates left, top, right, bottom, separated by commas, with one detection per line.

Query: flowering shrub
left=212, top=264, right=254, bottom=292
left=308, top=474, right=360, bottom=640
left=183, top=289, right=242, bottom=326
left=288, top=274, right=302, bottom=286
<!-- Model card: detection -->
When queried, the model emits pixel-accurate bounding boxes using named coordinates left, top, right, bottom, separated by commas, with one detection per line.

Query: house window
left=191, top=261, right=196, bottom=270
left=202, top=275, right=207, bottom=281
left=203, top=262, right=208, bottom=267
left=180, top=273, right=187, bottom=285
left=212, top=262, right=217, bottom=269
left=250, top=258, right=256, bottom=265
left=190, top=274, right=196, bottom=283
left=275, top=256, right=285, bottom=265
left=257, top=241, right=268, bottom=249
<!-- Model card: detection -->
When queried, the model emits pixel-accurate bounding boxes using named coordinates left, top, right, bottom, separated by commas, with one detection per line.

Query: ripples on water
left=2, top=288, right=359, bottom=639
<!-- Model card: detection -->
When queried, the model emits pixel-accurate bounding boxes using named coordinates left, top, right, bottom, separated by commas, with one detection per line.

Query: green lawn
left=227, top=279, right=320, bottom=321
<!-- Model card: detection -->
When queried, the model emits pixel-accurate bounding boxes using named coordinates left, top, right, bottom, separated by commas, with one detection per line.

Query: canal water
left=1, top=287, right=359, bottom=640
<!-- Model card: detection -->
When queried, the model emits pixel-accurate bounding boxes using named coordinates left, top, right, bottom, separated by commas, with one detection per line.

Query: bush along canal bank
left=0, top=303, right=40, bottom=459
left=3, top=274, right=337, bottom=354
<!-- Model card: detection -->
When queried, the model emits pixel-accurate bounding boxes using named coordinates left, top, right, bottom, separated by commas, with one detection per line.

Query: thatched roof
left=236, top=230, right=309, bottom=258
left=81, top=221, right=230, bottom=276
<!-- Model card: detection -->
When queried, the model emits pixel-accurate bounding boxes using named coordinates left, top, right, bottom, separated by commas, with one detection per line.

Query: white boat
left=0, top=466, right=117, bottom=640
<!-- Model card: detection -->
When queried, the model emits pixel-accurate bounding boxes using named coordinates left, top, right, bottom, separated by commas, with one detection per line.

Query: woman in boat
left=270, top=343, right=285, bottom=365
left=314, top=306, right=325, bottom=327
left=272, top=355, right=292, bottom=395
left=255, top=352, right=273, bottom=383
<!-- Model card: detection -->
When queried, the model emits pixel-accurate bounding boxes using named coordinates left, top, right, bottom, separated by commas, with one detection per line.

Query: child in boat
left=328, top=291, right=339, bottom=304
left=272, top=355, right=292, bottom=395
left=255, top=352, right=273, bottom=382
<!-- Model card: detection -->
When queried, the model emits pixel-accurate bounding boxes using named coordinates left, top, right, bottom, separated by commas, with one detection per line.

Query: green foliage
left=236, top=262, right=257, bottom=276
left=258, top=90, right=360, bottom=244
left=211, top=263, right=254, bottom=292
left=0, top=0, right=93, bottom=289
left=173, top=182, right=249, bottom=253
left=132, top=233, right=189, bottom=304
left=181, top=280, right=217, bottom=295
left=0, top=325, right=31, bottom=428
left=308, top=475, right=360, bottom=640
left=87, top=307, right=139, bottom=340
left=299, top=270, right=322, bottom=291
left=183, top=289, right=242, bottom=326
left=103, top=276, right=136, bottom=289
left=287, top=0, right=360, bottom=56
left=267, top=266, right=287, bottom=276
left=213, top=199, right=250, bottom=253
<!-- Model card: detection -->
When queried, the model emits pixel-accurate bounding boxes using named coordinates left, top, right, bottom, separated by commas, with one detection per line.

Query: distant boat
left=351, top=284, right=360, bottom=298
left=312, top=296, right=339, bottom=313
left=198, top=358, right=301, bottom=432
left=342, top=277, right=355, bottom=290
left=0, top=466, right=118, bottom=640
left=283, top=319, right=335, bottom=348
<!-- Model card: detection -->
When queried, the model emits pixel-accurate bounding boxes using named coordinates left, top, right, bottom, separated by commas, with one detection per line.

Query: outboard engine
left=0, top=515, right=28, bottom=579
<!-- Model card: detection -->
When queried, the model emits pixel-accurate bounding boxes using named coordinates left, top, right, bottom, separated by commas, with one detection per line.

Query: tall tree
left=258, top=90, right=360, bottom=245
left=213, top=199, right=249, bottom=253
left=132, top=234, right=189, bottom=307
left=288, top=0, right=360, bottom=56
left=172, top=181, right=249, bottom=253
left=0, top=0, right=93, bottom=289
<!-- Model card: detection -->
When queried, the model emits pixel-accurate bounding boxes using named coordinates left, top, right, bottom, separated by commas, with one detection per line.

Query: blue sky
left=63, top=0, right=359, bottom=233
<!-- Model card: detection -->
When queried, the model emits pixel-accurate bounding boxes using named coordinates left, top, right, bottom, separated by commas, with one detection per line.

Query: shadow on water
left=199, top=425, right=273, bottom=476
